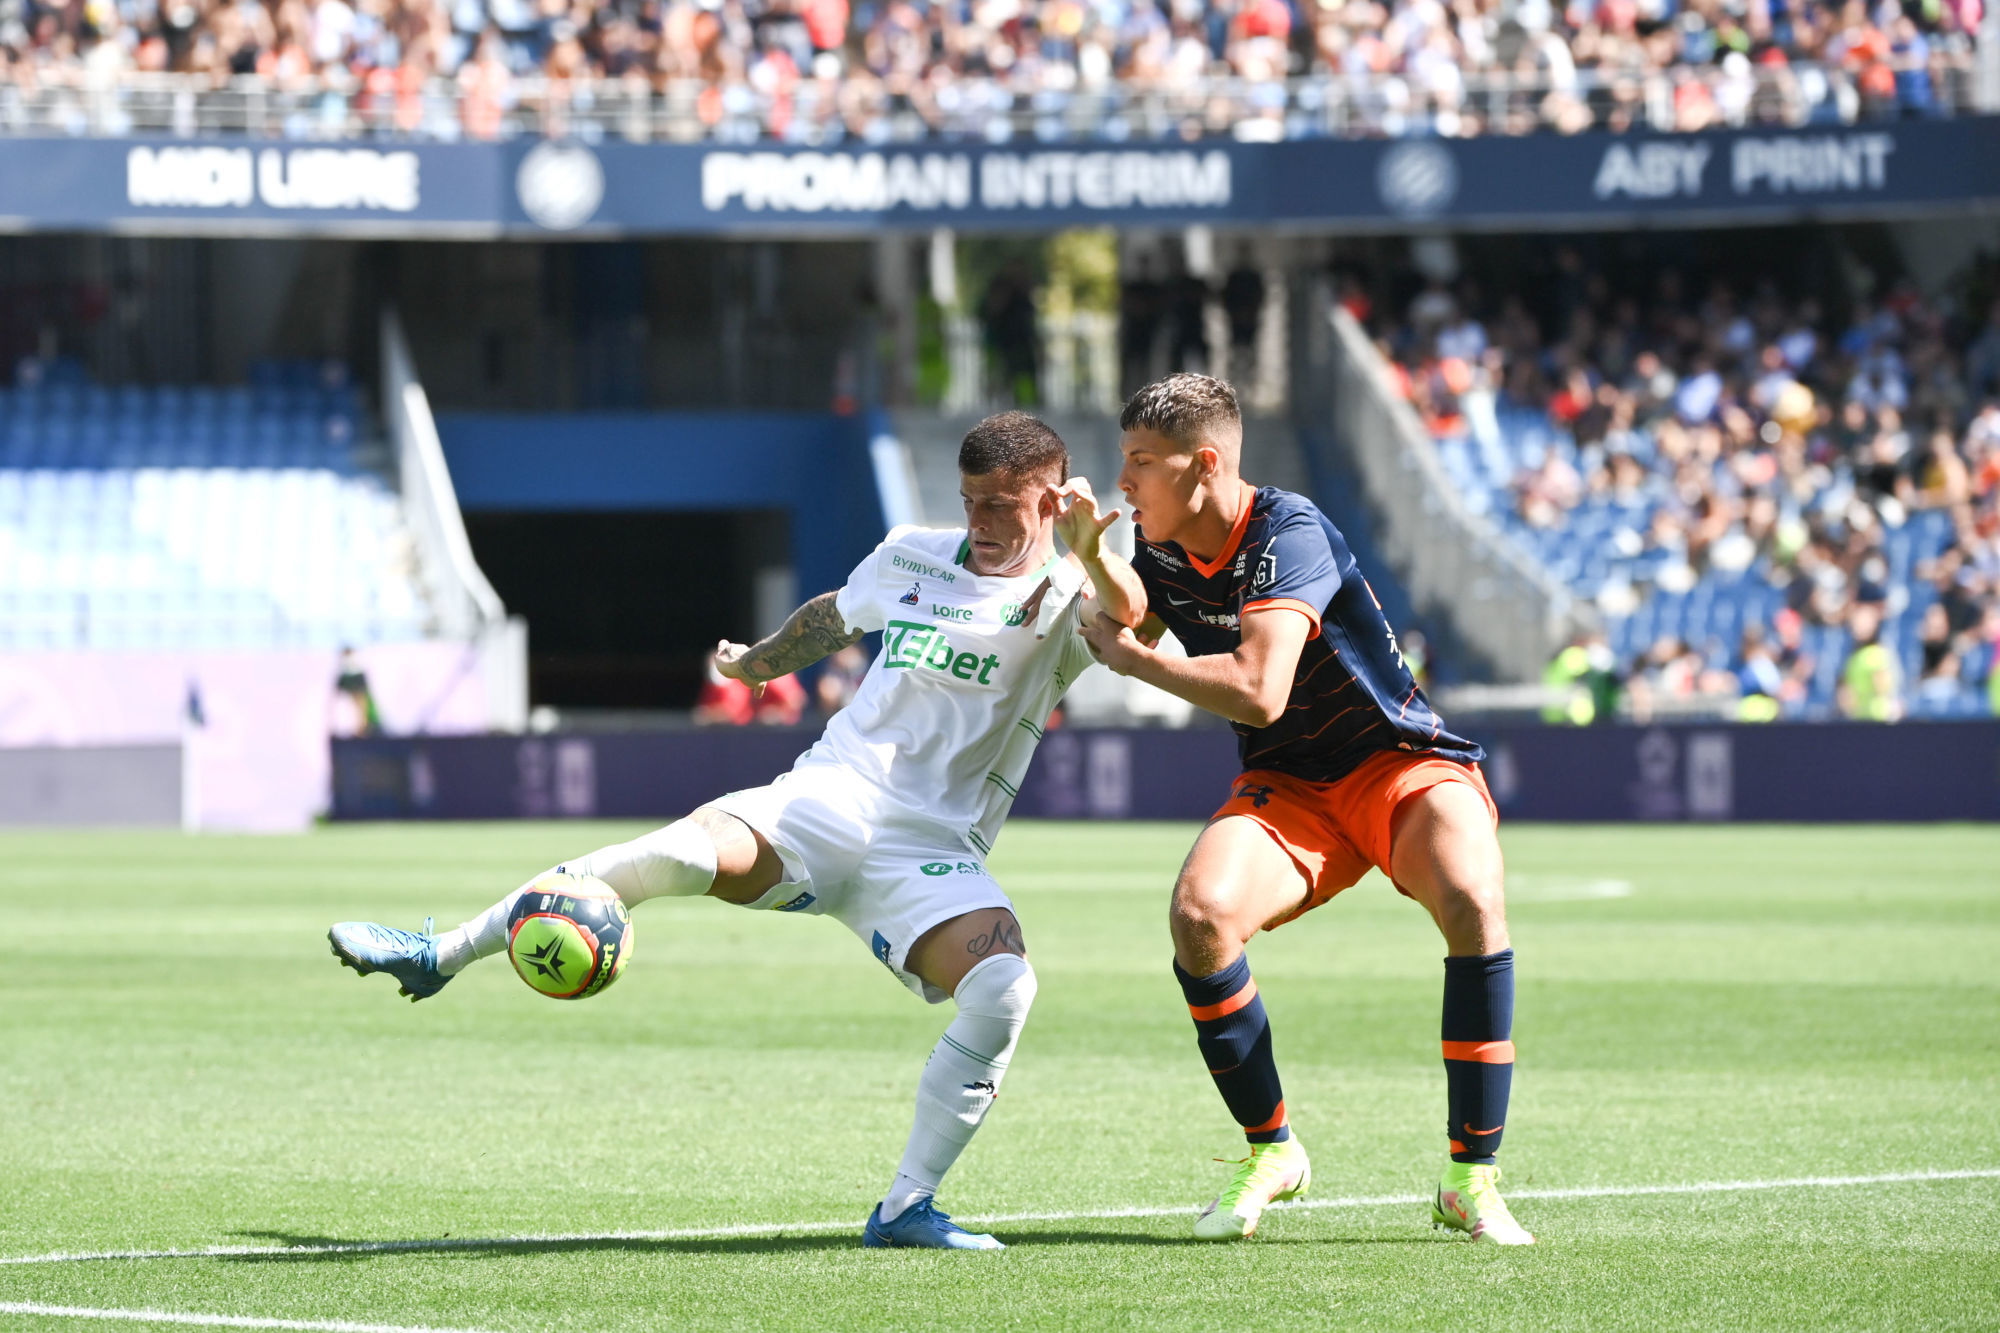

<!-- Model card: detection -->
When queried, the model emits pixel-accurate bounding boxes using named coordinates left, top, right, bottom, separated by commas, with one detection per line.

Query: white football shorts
left=703, top=760, right=1013, bottom=1003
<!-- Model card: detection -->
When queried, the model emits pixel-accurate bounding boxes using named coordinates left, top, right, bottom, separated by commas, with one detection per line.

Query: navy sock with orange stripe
left=1174, top=954, right=1290, bottom=1144
left=1441, top=948, right=1515, bottom=1164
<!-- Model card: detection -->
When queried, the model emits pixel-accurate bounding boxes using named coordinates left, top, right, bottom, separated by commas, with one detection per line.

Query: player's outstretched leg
left=327, top=917, right=448, bottom=1001
left=1170, top=817, right=1316, bottom=1241
left=864, top=909, right=1035, bottom=1252
left=328, top=815, right=729, bottom=1001
left=1391, top=781, right=1533, bottom=1245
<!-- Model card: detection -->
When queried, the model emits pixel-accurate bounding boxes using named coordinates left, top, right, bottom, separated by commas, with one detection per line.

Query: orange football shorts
left=1209, top=748, right=1498, bottom=930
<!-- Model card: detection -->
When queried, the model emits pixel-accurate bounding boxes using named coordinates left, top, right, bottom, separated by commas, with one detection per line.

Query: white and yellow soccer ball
left=506, top=872, right=633, bottom=1000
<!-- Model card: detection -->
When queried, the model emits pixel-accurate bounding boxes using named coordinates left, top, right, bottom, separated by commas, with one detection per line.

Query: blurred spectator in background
left=814, top=642, right=868, bottom=716
left=694, top=648, right=809, bottom=724
left=1541, top=629, right=1616, bottom=724
left=1400, top=628, right=1429, bottom=691
left=1222, top=255, right=1264, bottom=368
left=694, top=649, right=754, bottom=725
left=330, top=646, right=383, bottom=737
left=1967, top=303, right=2000, bottom=404
left=982, top=262, right=1041, bottom=406
left=1839, top=601, right=1902, bottom=720
left=1733, top=626, right=1783, bottom=721
left=1990, top=618, right=2000, bottom=716
left=1169, top=269, right=1210, bottom=374
left=1119, top=259, right=1164, bottom=395
left=1624, top=634, right=1740, bottom=722
left=752, top=670, right=808, bottom=725
left=1913, top=637, right=1966, bottom=713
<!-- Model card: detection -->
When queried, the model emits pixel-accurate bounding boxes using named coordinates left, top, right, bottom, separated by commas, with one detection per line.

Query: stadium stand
left=1379, top=264, right=2000, bottom=718
left=0, top=356, right=434, bottom=650
left=0, top=0, right=1980, bottom=141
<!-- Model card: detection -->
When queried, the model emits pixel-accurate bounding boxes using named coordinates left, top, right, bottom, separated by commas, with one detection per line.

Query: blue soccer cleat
left=328, top=919, right=450, bottom=1002
left=862, top=1199, right=1004, bottom=1251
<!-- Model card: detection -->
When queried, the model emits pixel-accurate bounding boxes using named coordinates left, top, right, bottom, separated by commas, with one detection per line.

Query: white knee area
left=922, top=953, right=1037, bottom=1133
left=953, top=951, right=1038, bottom=1036
left=568, top=818, right=718, bottom=906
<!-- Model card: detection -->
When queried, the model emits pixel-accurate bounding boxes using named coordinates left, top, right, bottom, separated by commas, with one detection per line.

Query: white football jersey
left=795, top=524, right=1097, bottom=856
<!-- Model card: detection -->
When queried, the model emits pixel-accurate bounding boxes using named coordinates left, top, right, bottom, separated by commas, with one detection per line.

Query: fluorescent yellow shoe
left=1432, top=1162, right=1534, bottom=1245
left=1193, top=1137, right=1311, bottom=1240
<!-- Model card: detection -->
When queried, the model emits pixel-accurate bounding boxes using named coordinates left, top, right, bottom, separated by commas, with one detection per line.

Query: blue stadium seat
left=0, top=364, right=425, bottom=652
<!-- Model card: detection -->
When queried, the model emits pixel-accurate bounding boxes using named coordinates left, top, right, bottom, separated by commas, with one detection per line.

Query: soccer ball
left=507, top=872, right=633, bottom=1000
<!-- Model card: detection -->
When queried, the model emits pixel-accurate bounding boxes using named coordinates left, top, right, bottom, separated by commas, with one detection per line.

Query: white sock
left=879, top=953, right=1036, bottom=1222
left=433, top=819, right=718, bottom=975
left=565, top=820, right=718, bottom=906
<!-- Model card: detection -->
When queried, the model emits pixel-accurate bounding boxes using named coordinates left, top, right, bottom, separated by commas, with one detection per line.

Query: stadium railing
left=1307, top=294, right=1592, bottom=684
left=380, top=308, right=529, bottom=731
left=1, top=60, right=1981, bottom=143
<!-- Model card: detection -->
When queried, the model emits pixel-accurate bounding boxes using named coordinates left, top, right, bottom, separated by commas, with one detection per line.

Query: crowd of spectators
left=0, top=0, right=1980, bottom=141
left=1381, top=253, right=2000, bottom=720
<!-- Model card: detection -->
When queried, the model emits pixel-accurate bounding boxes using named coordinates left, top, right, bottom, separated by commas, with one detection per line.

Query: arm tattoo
left=964, top=914, right=1023, bottom=960
left=733, top=592, right=863, bottom=682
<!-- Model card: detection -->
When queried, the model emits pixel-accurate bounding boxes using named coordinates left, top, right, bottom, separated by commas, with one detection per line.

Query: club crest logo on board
left=517, top=141, right=605, bottom=231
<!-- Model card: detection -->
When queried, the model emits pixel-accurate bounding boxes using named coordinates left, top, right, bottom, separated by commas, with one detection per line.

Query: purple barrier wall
left=332, top=721, right=2000, bottom=823
left=1477, top=721, right=2000, bottom=822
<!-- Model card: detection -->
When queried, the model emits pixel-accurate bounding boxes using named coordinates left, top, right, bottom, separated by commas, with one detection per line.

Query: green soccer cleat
left=1432, top=1162, right=1535, bottom=1245
left=1193, top=1137, right=1311, bottom=1240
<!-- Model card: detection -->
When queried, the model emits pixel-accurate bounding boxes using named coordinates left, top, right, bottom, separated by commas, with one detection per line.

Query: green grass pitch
left=2, top=821, right=1998, bottom=1331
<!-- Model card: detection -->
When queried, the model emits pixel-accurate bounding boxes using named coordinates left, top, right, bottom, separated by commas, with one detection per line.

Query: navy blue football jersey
left=1133, top=483, right=1482, bottom=783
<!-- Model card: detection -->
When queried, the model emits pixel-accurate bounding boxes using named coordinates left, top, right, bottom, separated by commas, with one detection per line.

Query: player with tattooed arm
left=329, top=411, right=1145, bottom=1251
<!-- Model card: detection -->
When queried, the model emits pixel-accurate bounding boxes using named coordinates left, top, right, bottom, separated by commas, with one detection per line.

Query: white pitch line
left=2, top=1166, right=1993, bottom=1270
left=0, top=1302, right=493, bottom=1333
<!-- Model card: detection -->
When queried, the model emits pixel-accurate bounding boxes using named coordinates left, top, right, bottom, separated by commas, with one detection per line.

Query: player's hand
left=1051, top=478, right=1121, bottom=563
left=1079, top=611, right=1145, bottom=675
left=713, top=640, right=767, bottom=699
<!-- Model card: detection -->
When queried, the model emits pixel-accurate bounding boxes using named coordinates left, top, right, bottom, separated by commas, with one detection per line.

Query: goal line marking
left=0, top=1303, right=491, bottom=1333
left=3, top=1166, right=1994, bottom=1269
